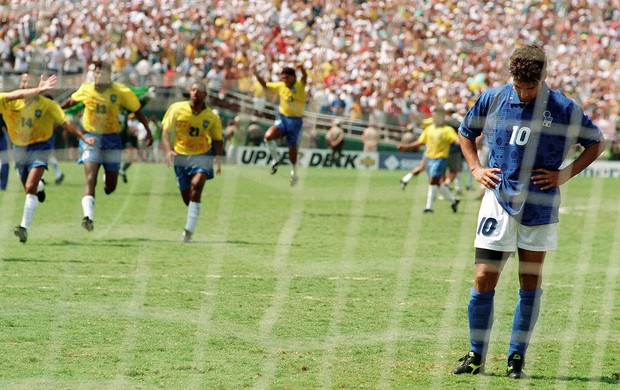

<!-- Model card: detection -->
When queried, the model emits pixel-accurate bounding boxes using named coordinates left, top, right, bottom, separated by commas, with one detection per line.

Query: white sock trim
left=82, top=195, right=95, bottom=220
left=21, top=194, right=39, bottom=229
left=185, top=201, right=202, bottom=233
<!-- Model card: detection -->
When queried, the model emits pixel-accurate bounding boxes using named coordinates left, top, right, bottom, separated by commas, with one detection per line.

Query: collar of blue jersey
left=508, top=81, right=550, bottom=106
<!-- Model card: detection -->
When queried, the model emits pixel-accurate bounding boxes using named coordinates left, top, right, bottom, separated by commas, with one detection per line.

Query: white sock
left=50, top=156, right=62, bottom=179
left=82, top=195, right=95, bottom=220
left=401, top=172, right=414, bottom=183
left=21, top=194, right=39, bottom=229
left=439, top=184, right=456, bottom=203
left=426, top=185, right=438, bottom=210
left=291, top=163, right=297, bottom=177
left=185, top=201, right=201, bottom=233
left=266, top=140, right=278, bottom=162
left=454, top=174, right=462, bottom=191
left=37, top=180, right=45, bottom=192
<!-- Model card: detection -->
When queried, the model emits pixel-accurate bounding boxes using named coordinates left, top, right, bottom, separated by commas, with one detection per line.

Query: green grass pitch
left=1, top=162, right=619, bottom=389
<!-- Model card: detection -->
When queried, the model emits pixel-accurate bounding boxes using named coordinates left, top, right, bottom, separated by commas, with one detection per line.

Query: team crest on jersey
left=111, top=95, right=117, bottom=103
left=35, top=109, right=42, bottom=118
left=203, top=120, right=210, bottom=128
left=542, top=110, right=553, bottom=127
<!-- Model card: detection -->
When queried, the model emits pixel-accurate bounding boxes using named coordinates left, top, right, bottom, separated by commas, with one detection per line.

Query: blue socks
left=468, top=287, right=495, bottom=356
left=508, top=288, right=542, bottom=358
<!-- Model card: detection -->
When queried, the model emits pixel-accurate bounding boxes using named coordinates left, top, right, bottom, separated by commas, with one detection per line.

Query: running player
left=399, top=106, right=460, bottom=213
left=162, top=80, right=223, bottom=243
left=61, top=61, right=153, bottom=232
left=1, top=73, right=93, bottom=243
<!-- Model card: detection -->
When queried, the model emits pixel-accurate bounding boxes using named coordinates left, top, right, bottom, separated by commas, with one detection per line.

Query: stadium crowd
left=1, top=0, right=619, bottom=143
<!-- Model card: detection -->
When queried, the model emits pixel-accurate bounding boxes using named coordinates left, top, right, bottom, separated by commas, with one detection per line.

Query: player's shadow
left=305, top=211, right=392, bottom=220
left=2, top=257, right=83, bottom=263
left=46, top=238, right=153, bottom=247
left=483, top=372, right=618, bottom=384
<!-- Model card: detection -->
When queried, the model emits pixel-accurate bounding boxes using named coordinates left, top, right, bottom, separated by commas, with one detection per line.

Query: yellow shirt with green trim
left=0, top=94, right=68, bottom=146
left=70, top=82, right=140, bottom=134
left=265, top=80, right=306, bottom=118
left=162, top=102, right=223, bottom=155
left=418, top=124, right=458, bottom=159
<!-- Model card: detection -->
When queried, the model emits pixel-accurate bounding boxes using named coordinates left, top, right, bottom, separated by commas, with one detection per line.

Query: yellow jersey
left=266, top=80, right=306, bottom=118
left=162, top=102, right=223, bottom=155
left=0, top=94, right=68, bottom=146
left=70, top=82, right=141, bottom=134
left=418, top=124, right=458, bottom=159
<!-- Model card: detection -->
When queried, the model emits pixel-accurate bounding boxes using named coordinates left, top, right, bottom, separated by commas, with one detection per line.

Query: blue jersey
left=459, top=83, right=604, bottom=226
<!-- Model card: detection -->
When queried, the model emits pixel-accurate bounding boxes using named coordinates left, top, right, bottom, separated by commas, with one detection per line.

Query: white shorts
left=474, top=190, right=557, bottom=252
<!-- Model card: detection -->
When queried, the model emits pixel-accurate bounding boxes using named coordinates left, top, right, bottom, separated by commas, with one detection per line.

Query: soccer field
left=0, top=162, right=619, bottom=389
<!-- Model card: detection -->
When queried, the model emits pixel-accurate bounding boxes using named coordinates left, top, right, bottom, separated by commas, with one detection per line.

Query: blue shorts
left=79, top=133, right=123, bottom=172
left=13, top=139, right=53, bottom=182
left=426, top=157, right=448, bottom=179
left=274, top=114, right=303, bottom=146
left=173, top=151, right=215, bottom=191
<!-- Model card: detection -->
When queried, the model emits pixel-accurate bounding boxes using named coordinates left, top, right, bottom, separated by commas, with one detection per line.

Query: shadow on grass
left=2, top=257, right=83, bottom=263
left=305, top=212, right=392, bottom=220
left=222, top=239, right=299, bottom=247
left=483, top=372, right=619, bottom=384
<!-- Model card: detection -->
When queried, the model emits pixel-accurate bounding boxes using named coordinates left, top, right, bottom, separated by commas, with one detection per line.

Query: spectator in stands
left=325, top=120, right=345, bottom=167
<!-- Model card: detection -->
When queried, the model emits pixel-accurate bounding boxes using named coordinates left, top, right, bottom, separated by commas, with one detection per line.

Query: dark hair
left=93, top=60, right=112, bottom=72
left=509, top=45, right=547, bottom=83
left=281, top=67, right=296, bottom=77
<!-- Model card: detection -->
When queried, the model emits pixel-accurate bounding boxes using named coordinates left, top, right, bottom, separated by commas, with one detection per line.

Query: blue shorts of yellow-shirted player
left=475, top=189, right=558, bottom=254
left=426, top=157, right=448, bottom=179
left=78, top=133, right=122, bottom=172
left=274, top=114, right=303, bottom=147
left=173, top=151, right=216, bottom=191
left=13, top=140, right=51, bottom=202
left=13, top=139, right=53, bottom=181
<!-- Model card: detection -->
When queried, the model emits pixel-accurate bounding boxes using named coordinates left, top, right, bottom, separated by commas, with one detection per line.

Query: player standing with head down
left=162, top=80, right=223, bottom=243
left=452, top=45, right=606, bottom=378
left=252, top=63, right=307, bottom=187
left=61, top=61, right=153, bottom=232
left=0, top=74, right=93, bottom=243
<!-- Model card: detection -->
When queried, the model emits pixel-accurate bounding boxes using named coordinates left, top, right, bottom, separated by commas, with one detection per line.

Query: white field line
left=187, top=166, right=240, bottom=389
left=316, top=170, right=372, bottom=388
left=554, top=178, right=604, bottom=387
left=252, top=172, right=306, bottom=390
left=111, top=163, right=167, bottom=388
left=374, top=178, right=425, bottom=388
left=0, top=185, right=21, bottom=257
left=586, top=189, right=620, bottom=388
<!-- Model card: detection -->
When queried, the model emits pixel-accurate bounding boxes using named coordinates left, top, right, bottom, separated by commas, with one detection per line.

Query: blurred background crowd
left=1, top=0, right=619, bottom=153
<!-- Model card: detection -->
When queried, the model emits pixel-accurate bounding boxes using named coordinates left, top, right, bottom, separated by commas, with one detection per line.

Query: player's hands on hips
left=531, top=168, right=559, bottom=190
left=166, top=150, right=177, bottom=167
left=471, top=166, right=502, bottom=189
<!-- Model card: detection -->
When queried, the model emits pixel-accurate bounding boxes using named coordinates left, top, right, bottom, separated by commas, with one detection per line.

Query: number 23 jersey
left=162, top=102, right=223, bottom=155
left=459, top=83, right=604, bottom=226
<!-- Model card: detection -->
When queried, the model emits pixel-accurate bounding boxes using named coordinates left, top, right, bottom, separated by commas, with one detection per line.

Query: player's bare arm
left=162, top=130, right=177, bottom=167
left=63, top=121, right=95, bottom=145
left=134, top=109, right=154, bottom=147
left=459, top=133, right=501, bottom=189
left=4, top=75, right=58, bottom=102
left=251, top=64, right=268, bottom=89
left=297, top=63, right=308, bottom=85
left=212, top=139, right=224, bottom=175
left=398, top=140, right=421, bottom=152
left=531, top=140, right=607, bottom=190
